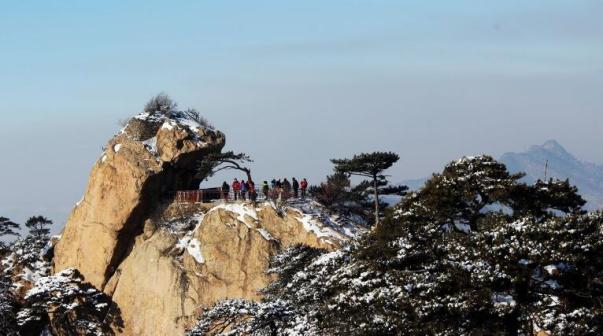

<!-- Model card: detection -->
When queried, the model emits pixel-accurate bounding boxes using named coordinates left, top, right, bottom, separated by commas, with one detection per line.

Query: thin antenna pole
left=544, top=160, right=549, bottom=181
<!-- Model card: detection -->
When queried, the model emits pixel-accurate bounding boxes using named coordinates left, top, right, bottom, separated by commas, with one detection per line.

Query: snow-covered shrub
left=1, top=235, right=52, bottom=293
left=188, top=299, right=296, bottom=336
left=18, top=268, right=121, bottom=336
left=0, top=276, right=18, bottom=336
left=183, top=108, right=213, bottom=129
left=144, top=93, right=177, bottom=115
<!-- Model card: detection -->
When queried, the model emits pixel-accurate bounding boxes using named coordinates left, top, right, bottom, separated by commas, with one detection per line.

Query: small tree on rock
left=25, top=216, right=52, bottom=240
left=332, top=152, right=400, bottom=225
left=197, top=151, right=254, bottom=183
left=144, top=93, right=177, bottom=115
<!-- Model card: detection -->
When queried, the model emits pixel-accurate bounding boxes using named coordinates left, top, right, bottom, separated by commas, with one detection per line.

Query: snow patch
left=142, top=136, right=158, bottom=155
left=173, top=214, right=206, bottom=264
left=492, top=294, right=516, bottom=308
left=257, top=228, right=275, bottom=241
left=211, top=203, right=258, bottom=228
left=186, top=239, right=205, bottom=264
left=113, top=144, right=122, bottom=153
left=161, top=120, right=175, bottom=130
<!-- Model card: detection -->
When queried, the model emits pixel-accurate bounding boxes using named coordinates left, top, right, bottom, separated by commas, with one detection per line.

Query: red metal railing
left=174, top=188, right=308, bottom=204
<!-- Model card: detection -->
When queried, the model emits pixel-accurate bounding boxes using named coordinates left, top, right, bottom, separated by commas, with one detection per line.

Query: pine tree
left=405, top=155, right=524, bottom=231
left=0, top=217, right=20, bottom=237
left=196, top=151, right=254, bottom=184
left=0, top=217, right=20, bottom=254
left=24, top=216, right=52, bottom=240
left=353, top=176, right=408, bottom=218
left=510, top=178, right=586, bottom=218
left=0, top=276, right=18, bottom=336
left=309, top=172, right=354, bottom=209
left=332, top=152, right=400, bottom=225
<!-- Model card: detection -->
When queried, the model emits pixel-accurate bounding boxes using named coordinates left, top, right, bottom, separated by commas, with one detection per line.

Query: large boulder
left=53, top=111, right=225, bottom=290
left=105, top=202, right=359, bottom=335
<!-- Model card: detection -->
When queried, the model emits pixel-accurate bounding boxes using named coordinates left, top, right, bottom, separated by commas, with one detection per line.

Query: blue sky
left=1, top=1, right=602, bottom=231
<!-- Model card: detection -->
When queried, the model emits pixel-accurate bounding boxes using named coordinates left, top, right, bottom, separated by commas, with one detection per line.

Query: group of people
left=221, top=177, right=309, bottom=201
left=222, top=179, right=257, bottom=201
left=266, top=178, right=309, bottom=199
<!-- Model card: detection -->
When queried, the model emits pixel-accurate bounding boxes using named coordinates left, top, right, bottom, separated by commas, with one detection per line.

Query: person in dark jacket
left=221, top=181, right=230, bottom=200
left=283, top=178, right=292, bottom=198
left=248, top=180, right=257, bottom=202
left=262, top=181, right=270, bottom=200
left=292, top=178, right=299, bottom=198
left=240, top=180, right=248, bottom=200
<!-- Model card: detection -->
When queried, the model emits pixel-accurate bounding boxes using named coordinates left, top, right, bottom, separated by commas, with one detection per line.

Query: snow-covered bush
left=1, top=235, right=52, bottom=289
left=144, top=93, right=177, bottom=115
left=0, top=276, right=18, bottom=336
left=18, top=268, right=121, bottom=336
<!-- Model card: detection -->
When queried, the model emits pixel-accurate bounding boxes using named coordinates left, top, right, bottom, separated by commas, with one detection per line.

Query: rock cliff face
left=52, top=111, right=361, bottom=335
left=53, top=111, right=225, bottom=290
left=105, top=202, right=356, bottom=335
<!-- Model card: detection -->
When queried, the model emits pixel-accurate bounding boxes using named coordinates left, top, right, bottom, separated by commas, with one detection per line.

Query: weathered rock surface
left=53, top=111, right=225, bottom=290
left=104, top=201, right=357, bottom=335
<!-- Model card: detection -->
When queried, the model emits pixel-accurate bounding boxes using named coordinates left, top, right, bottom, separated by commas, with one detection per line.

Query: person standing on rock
left=283, top=178, right=292, bottom=198
left=248, top=180, right=257, bottom=202
left=262, top=181, right=270, bottom=200
left=232, top=178, right=241, bottom=200
left=221, top=181, right=230, bottom=200
left=240, top=180, right=248, bottom=200
left=292, top=177, right=300, bottom=198
left=301, top=178, right=308, bottom=199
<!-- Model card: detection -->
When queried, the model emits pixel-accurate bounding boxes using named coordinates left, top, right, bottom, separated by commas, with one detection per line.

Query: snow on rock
left=186, top=239, right=205, bottom=264
left=210, top=203, right=258, bottom=228
left=288, top=200, right=366, bottom=240
left=142, top=136, right=158, bottom=156
left=492, top=294, right=516, bottom=307
left=454, top=220, right=471, bottom=233
left=113, top=144, right=122, bottom=153
left=256, top=228, right=275, bottom=241
left=174, top=214, right=206, bottom=264
left=161, top=120, right=175, bottom=130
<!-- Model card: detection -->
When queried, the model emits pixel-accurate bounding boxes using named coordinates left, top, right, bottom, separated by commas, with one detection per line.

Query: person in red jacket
left=232, top=178, right=241, bottom=200
left=300, top=178, right=308, bottom=199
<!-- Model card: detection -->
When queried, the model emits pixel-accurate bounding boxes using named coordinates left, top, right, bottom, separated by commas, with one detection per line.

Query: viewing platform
left=174, top=188, right=302, bottom=204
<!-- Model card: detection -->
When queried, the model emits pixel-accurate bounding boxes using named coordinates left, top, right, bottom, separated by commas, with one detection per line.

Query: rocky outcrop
left=53, top=111, right=225, bottom=290
left=105, top=202, right=357, bottom=335
left=52, top=110, right=363, bottom=335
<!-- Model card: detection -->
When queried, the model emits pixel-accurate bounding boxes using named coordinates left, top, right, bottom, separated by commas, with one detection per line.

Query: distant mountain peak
left=527, top=139, right=576, bottom=162
left=502, top=140, right=603, bottom=210
left=542, top=139, right=563, bottom=151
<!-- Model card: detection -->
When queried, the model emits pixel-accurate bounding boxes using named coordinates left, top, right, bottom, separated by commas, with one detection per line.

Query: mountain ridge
left=401, top=140, right=603, bottom=211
